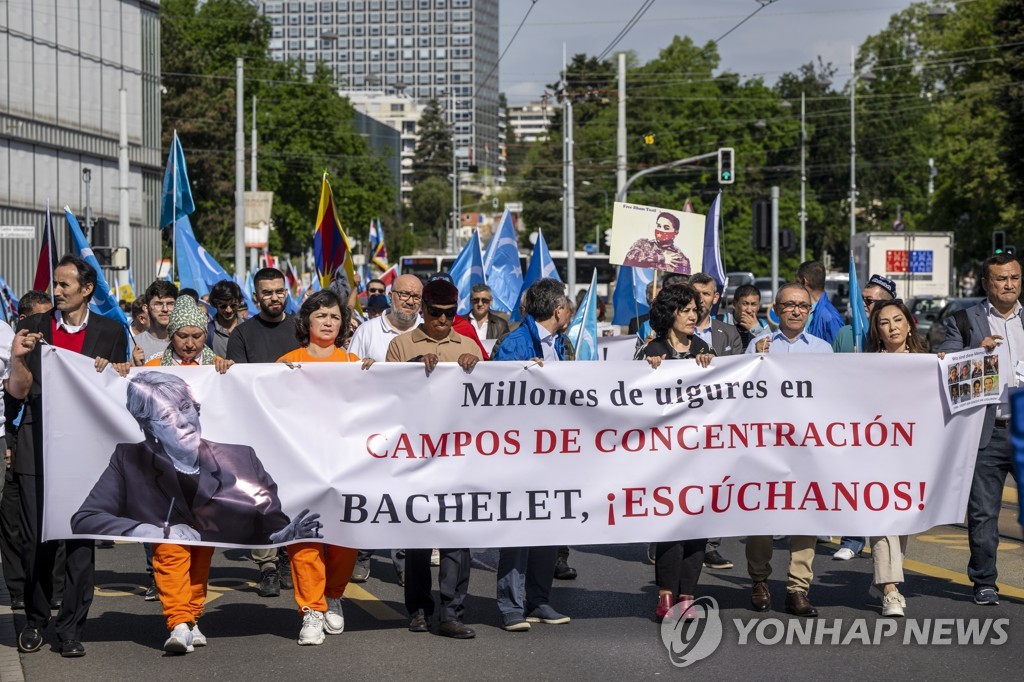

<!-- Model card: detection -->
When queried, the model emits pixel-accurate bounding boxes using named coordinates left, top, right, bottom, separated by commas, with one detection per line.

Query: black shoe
left=553, top=558, right=577, bottom=580
left=704, top=550, right=734, bottom=570
left=60, top=640, right=86, bottom=658
left=278, top=553, right=293, bottom=590
left=408, top=613, right=429, bottom=633
left=257, top=568, right=281, bottom=598
left=10, top=596, right=24, bottom=610
left=646, top=543, right=657, bottom=565
left=438, top=620, right=475, bottom=639
left=144, top=576, right=159, bottom=601
left=18, top=626, right=44, bottom=653
left=351, top=560, right=370, bottom=583
left=50, top=598, right=62, bottom=611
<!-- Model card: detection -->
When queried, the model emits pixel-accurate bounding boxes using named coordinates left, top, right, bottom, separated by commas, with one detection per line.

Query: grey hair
left=774, top=282, right=811, bottom=304
left=126, top=372, right=199, bottom=430
left=470, top=282, right=492, bottom=295
left=523, top=278, right=567, bottom=321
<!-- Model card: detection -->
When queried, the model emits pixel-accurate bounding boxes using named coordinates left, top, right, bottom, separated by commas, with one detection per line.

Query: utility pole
left=451, top=90, right=459, bottom=252
left=234, top=58, right=245, bottom=276
left=849, top=45, right=857, bottom=246
left=800, top=91, right=806, bottom=262
left=566, top=93, right=576, bottom=296
left=117, top=88, right=131, bottom=289
left=771, top=186, right=780, bottom=295
left=616, top=52, right=626, bottom=199
left=250, top=95, right=258, bottom=273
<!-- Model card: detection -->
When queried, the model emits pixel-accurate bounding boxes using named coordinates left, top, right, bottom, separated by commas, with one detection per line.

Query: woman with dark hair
left=863, top=299, right=929, bottom=616
left=635, top=284, right=713, bottom=621
left=277, top=288, right=371, bottom=646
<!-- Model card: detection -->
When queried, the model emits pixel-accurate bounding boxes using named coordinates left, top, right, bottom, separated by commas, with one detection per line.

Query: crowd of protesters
left=0, top=254, right=1019, bottom=656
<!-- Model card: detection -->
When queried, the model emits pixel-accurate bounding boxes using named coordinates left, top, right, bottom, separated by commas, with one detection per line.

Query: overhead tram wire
left=705, top=0, right=780, bottom=51
left=596, top=0, right=658, bottom=62
left=473, top=0, right=539, bottom=99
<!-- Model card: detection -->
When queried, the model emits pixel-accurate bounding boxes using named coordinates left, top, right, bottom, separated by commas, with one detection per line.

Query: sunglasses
left=471, top=297, right=492, bottom=304
left=425, top=305, right=456, bottom=319
left=367, top=288, right=386, bottom=294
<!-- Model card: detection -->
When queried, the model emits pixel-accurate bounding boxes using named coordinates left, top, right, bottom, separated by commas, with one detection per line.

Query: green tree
left=407, top=176, right=453, bottom=250
left=996, top=0, right=1024, bottom=222
left=411, top=98, right=453, bottom=184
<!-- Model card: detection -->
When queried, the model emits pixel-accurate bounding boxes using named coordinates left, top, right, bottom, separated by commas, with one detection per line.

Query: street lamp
left=850, top=47, right=875, bottom=246
left=82, top=167, right=93, bottom=240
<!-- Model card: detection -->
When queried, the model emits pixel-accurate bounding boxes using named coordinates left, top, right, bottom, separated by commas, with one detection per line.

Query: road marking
left=343, top=583, right=405, bottom=621
left=902, top=557, right=1024, bottom=600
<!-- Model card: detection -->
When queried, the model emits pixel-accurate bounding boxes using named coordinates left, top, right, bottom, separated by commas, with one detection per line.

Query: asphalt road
left=5, top=527, right=1024, bottom=681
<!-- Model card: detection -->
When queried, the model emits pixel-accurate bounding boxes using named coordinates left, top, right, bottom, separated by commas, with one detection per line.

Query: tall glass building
left=259, top=0, right=500, bottom=178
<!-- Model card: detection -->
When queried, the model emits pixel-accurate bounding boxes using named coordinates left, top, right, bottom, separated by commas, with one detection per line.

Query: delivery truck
left=851, top=231, right=954, bottom=300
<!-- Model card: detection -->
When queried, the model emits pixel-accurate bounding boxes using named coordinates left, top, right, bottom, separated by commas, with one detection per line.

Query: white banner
left=42, top=347, right=984, bottom=549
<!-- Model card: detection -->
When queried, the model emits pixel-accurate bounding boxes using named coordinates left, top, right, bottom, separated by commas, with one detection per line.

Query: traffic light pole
left=614, top=150, right=722, bottom=203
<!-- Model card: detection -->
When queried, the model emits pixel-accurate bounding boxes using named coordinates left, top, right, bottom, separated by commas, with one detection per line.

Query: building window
left=390, top=103, right=405, bottom=112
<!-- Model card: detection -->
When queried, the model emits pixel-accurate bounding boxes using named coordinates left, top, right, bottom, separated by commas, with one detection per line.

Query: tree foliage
left=161, top=0, right=395, bottom=267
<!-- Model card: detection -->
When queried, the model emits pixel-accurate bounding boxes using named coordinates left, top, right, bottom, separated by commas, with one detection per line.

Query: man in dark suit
left=7, top=255, right=128, bottom=657
left=467, top=283, right=510, bottom=340
left=937, top=253, right=1023, bottom=606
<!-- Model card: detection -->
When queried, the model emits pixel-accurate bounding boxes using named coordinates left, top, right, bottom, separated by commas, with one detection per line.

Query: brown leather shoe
left=785, top=590, right=818, bottom=617
left=751, top=581, right=771, bottom=612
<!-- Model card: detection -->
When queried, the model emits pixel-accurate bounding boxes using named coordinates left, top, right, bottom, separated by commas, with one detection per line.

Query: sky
left=498, top=0, right=916, bottom=105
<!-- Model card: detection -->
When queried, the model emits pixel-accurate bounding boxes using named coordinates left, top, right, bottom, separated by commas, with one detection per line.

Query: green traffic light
left=722, top=171, right=731, bottom=180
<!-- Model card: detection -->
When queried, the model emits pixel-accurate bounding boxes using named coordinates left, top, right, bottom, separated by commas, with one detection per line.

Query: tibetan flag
left=511, top=230, right=559, bottom=322
left=160, top=130, right=195, bottom=228
left=567, top=269, right=599, bottom=361
left=369, top=218, right=389, bottom=271
left=33, top=200, right=57, bottom=296
left=313, top=173, right=358, bottom=293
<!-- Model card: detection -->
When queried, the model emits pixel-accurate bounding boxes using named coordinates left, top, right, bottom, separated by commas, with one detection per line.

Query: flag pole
left=46, top=198, right=55, bottom=307
left=171, top=131, right=178, bottom=283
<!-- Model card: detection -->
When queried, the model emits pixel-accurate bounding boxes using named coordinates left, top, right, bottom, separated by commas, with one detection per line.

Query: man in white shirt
left=348, top=274, right=423, bottom=361
left=132, top=281, right=178, bottom=363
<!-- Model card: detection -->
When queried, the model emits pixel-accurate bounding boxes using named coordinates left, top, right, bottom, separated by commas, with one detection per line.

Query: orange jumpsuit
left=278, top=346, right=360, bottom=612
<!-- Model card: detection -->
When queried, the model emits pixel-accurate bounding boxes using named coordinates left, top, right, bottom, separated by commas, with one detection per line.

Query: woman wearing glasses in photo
left=864, top=298, right=927, bottom=617
left=277, top=289, right=373, bottom=646
left=634, top=284, right=714, bottom=621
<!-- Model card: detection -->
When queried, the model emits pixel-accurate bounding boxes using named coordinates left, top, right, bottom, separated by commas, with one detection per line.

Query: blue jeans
left=839, top=536, right=865, bottom=554
left=968, top=426, right=1016, bottom=590
left=496, top=546, right=558, bottom=616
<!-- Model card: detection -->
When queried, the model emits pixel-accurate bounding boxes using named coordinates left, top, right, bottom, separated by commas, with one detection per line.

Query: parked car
left=752, top=277, right=777, bottom=314
left=723, top=271, right=755, bottom=304
left=926, top=297, right=984, bottom=351
left=906, top=295, right=951, bottom=339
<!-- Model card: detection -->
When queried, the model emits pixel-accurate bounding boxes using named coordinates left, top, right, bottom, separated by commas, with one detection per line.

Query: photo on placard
left=947, top=365, right=959, bottom=385
left=971, top=379, right=983, bottom=399
left=984, top=355, right=998, bottom=376
left=960, top=382, right=971, bottom=401
left=971, top=360, right=984, bottom=378
left=958, top=362, right=971, bottom=382
left=950, top=383, right=960, bottom=404
left=609, top=202, right=706, bottom=275
left=984, top=375, right=999, bottom=396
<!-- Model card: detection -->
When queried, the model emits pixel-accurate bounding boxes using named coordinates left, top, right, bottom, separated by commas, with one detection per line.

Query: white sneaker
left=881, top=590, right=906, bottom=617
left=430, top=548, right=440, bottom=566
left=191, top=623, right=207, bottom=647
left=163, top=623, right=194, bottom=654
left=832, top=548, right=856, bottom=561
left=325, top=597, right=345, bottom=634
left=298, top=606, right=326, bottom=645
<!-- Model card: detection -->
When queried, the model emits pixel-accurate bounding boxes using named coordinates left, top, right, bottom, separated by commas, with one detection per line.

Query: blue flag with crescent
left=482, top=209, right=523, bottom=314
left=511, top=230, right=559, bottom=322
left=448, top=230, right=485, bottom=316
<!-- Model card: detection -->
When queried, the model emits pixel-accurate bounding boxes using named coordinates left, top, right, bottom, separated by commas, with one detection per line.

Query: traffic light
left=751, top=199, right=770, bottom=250
left=993, top=230, right=1007, bottom=254
left=604, top=228, right=613, bottom=247
left=717, top=147, right=735, bottom=185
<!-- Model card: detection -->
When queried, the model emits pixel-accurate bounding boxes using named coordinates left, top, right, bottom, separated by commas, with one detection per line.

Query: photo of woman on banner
left=70, top=370, right=321, bottom=546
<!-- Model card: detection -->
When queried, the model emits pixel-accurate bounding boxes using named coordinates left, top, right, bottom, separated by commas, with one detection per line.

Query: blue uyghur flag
left=236, top=272, right=260, bottom=317
left=64, top=207, right=130, bottom=335
left=511, top=230, right=559, bottom=322
left=568, top=270, right=599, bottom=361
left=701, top=191, right=726, bottom=314
left=482, top=209, right=523, bottom=314
left=1011, top=391, right=1024, bottom=528
left=0, top=275, right=19, bottom=324
left=175, top=216, right=232, bottom=297
left=448, top=230, right=485, bottom=316
left=611, top=265, right=653, bottom=326
left=160, top=131, right=195, bottom=228
left=849, top=254, right=869, bottom=352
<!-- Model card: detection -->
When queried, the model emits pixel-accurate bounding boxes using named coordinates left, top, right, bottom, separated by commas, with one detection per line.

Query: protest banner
left=42, top=347, right=984, bottom=549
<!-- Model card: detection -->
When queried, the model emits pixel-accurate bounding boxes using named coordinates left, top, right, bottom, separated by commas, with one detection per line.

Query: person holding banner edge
left=7, top=255, right=129, bottom=657
left=277, top=289, right=373, bottom=646
left=635, top=283, right=714, bottom=620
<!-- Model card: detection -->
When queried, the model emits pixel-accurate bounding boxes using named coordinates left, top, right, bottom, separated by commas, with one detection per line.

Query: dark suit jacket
left=704, top=319, right=744, bottom=357
left=71, top=439, right=291, bottom=545
left=15, top=311, right=128, bottom=476
left=482, top=312, right=510, bottom=340
left=937, top=302, right=1002, bottom=448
